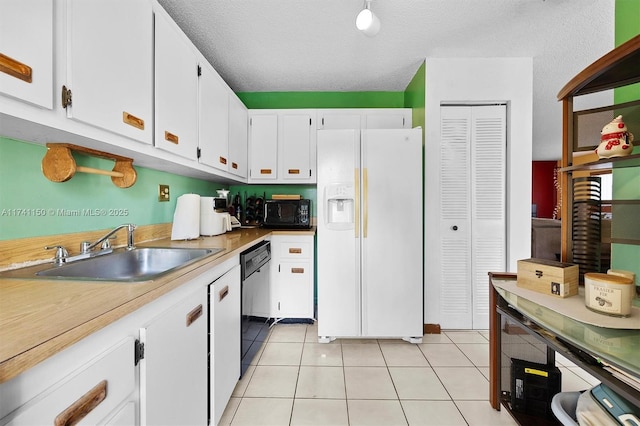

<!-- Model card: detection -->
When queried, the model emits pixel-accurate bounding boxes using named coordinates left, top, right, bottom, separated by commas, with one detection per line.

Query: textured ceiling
left=156, top=0, right=616, bottom=161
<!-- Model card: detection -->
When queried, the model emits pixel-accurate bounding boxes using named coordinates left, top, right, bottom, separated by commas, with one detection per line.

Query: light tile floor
left=220, top=323, right=598, bottom=425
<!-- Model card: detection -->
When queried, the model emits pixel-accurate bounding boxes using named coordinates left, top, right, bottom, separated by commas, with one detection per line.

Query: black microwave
left=263, top=199, right=312, bottom=229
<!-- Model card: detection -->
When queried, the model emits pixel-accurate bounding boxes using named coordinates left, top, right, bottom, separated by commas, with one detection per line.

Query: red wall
left=532, top=161, right=558, bottom=218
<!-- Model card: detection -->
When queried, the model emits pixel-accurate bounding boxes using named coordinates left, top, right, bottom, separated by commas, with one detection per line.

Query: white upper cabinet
left=228, top=94, right=248, bottom=179
left=198, top=61, right=230, bottom=171
left=364, top=109, right=411, bottom=129
left=280, top=112, right=316, bottom=182
left=317, top=108, right=412, bottom=129
left=65, top=0, right=153, bottom=145
left=0, top=0, right=53, bottom=109
left=154, top=9, right=199, bottom=160
left=248, top=110, right=316, bottom=183
left=248, top=113, right=278, bottom=182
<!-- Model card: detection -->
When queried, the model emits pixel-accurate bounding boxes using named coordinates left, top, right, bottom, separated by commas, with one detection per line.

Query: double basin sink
left=0, top=247, right=223, bottom=282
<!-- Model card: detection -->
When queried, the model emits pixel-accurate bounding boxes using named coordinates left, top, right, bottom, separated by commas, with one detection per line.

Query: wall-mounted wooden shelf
left=41, top=143, right=137, bottom=188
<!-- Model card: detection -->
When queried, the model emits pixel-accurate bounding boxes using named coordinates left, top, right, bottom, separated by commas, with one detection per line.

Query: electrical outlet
left=158, top=184, right=170, bottom=202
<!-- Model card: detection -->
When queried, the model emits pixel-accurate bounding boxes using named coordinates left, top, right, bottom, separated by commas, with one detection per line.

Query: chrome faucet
left=81, top=224, right=136, bottom=254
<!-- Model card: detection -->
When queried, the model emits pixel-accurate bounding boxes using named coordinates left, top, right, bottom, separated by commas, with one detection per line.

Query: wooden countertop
left=0, top=227, right=315, bottom=384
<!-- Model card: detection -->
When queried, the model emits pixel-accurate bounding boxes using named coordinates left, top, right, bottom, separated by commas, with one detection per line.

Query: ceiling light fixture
left=355, top=0, right=380, bottom=37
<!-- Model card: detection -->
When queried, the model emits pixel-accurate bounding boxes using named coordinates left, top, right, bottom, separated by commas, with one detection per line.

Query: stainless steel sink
left=0, top=247, right=223, bottom=282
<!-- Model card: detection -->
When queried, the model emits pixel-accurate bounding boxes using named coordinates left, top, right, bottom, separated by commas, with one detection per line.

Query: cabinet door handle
left=289, top=247, right=302, bottom=254
left=186, top=304, right=203, bottom=327
left=232, top=162, right=238, bottom=170
left=355, top=168, right=360, bottom=238
left=291, top=267, right=305, bottom=274
left=54, top=380, right=107, bottom=426
left=219, top=156, right=227, bottom=165
left=363, top=168, right=369, bottom=238
left=260, top=168, right=272, bottom=175
left=288, top=169, right=300, bottom=175
left=122, top=111, right=145, bottom=130
left=164, top=131, right=179, bottom=145
left=218, top=285, right=229, bottom=301
left=0, top=52, right=32, bottom=83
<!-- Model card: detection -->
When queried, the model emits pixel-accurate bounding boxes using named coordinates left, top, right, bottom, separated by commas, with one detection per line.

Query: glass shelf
left=559, top=153, right=640, bottom=173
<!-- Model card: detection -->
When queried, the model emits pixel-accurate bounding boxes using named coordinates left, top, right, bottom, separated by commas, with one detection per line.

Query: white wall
left=423, top=57, right=533, bottom=326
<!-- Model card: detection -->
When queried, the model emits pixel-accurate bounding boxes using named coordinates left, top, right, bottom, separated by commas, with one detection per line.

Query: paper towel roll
left=171, top=194, right=201, bottom=240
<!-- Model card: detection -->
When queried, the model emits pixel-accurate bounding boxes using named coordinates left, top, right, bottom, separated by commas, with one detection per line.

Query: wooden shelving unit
left=558, top=34, right=640, bottom=261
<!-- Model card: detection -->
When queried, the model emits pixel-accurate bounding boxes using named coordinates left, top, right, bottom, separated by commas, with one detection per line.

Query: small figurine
left=595, top=115, right=634, bottom=159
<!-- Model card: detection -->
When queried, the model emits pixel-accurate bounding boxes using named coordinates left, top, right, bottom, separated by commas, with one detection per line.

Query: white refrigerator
left=317, top=128, right=423, bottom=342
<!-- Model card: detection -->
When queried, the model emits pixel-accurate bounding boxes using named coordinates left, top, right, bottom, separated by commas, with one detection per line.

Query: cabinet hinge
left=197, top=65, right=202, bottom=77
left=134, top=339, right=145, bottom=366
left=197, top=147, right=201, bottom=159
left=61, top=85, right=72, bottom=108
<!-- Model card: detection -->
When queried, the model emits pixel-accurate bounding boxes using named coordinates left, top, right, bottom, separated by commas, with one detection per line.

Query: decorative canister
left=584, top=272, right=634, bottom=317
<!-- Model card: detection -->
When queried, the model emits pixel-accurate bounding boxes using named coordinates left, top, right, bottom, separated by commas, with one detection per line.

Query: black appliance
left=239, top=240, right=271, bottom=377
left=262, top=199, right=312, bottom=229
left=510, top=358, right=562, bottom=419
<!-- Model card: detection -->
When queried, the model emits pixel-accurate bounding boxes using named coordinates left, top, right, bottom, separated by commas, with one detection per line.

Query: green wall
left=611, top=0, right=640, bottom=282
left=237, top=91, right=405, bottom=109
left=403, top=61, right=426, bottom=135
left=0, top=137, right=220, bottom=241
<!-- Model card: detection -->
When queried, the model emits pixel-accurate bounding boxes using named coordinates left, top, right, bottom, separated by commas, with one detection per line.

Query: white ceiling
left=156, top=0, right=616, bottom=161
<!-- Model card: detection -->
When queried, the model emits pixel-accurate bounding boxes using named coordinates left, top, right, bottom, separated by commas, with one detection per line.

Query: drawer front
left=279, top=241, right=312, bottom=260
left=5, top=337, right=135, bottom=426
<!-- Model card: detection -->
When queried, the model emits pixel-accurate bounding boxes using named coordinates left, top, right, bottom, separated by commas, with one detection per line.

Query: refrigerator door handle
left=355, top=168, right=360, bottom=238
left=363, top=168, right=368, bottom=238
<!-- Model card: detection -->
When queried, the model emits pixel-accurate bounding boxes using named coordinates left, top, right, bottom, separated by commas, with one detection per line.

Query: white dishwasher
left=209, top=264, right=241, bottom=426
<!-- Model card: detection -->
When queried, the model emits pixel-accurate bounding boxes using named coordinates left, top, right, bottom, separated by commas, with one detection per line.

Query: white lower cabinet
left=270, top=235, right=315, bottom=320
left=1, top=337, right=136, bottom=426
left=210, top=264, right=241, bottom=426
left=139, top=285, right=208, bottom=426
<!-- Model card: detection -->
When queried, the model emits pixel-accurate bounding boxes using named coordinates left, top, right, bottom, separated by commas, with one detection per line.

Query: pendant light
left=355, top=0, right=380, bottom=37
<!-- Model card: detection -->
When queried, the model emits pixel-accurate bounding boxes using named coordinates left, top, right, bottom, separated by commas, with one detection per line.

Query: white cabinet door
left=248, top=114, right=278, bottom=181
left=228, top=94, right=248, bottom=178
left=154, top=11, right=198, bottom=160
left=0, top=0, right=53, bottom=109
left=65, top=0, right=153, bottom=145
left=4, top=337, right=135, bottom=426
left=140, top=286, right=208, bottom=426
left=198, top=61, right=229, bottom=171
left=280, top=113, right=315, bottom=182
left=210, top=265, right=241, bottom=426
left=271, top=235, right=314, bottom=320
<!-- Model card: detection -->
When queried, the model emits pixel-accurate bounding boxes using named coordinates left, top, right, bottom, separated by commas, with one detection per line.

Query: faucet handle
left=101, top=236, right=116, bottom=250
left=44, top=245, right=69, bottom=265
left=80, top=241, right=92, bottom=254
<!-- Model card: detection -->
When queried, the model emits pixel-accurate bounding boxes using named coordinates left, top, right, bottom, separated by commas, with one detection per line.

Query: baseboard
left=424, top=323, right=441, bottom=334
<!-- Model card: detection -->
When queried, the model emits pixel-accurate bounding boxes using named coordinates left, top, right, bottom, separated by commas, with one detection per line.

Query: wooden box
left=517, top=258, right=579, bottom=298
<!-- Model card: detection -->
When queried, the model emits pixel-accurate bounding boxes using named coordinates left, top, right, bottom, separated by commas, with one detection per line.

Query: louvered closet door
left=470, top=105, right=506, bottom=329
left=439, top=108, right=473, bottom=329
left=439, top=105, right=506, bottom=329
